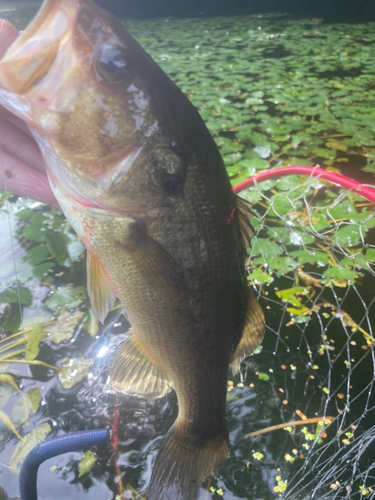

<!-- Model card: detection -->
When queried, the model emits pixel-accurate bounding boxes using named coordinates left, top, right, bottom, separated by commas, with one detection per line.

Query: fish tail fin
left=148, top=425, right=229, bottom=500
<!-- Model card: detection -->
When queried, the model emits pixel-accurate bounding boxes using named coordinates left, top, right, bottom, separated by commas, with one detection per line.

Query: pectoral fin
left=110, top=329, right=172, bottom=399
left=235, top=195, right=255, bottom=256
left=230, top=290, right=265, bottom=375
left=115, top=221, right=186, bottom=288
left=87, top=252, right=116, bottom=324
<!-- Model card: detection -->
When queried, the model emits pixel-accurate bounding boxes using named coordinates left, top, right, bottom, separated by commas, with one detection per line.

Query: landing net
left=228, top=173, right=375, bottom=500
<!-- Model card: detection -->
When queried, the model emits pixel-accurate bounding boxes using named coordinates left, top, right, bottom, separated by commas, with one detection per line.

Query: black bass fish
left=0, top=1, right=265, bottom=498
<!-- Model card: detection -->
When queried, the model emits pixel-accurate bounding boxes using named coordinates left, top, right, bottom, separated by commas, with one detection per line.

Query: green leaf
left=0, top=386, right=12, bottom=410
left=23, top=245, right=49, bottom=266
left=16, top=209, right=34, bottom=220
left=334, top=225, right=361, bottom=247
left=253, top=145, right=272, bottom=158
left=46, top=232, right=69, bottom=266
left=45, top=286, right=87, bottom=311
left=275, top=287, right=308, bottom=307
left=226, top=165, right=242, bottom=177
left=10, top=422, right=51, bottom=474
left=0, top=373, right=20, bottom=392
left=59, top=356, right=92, bottom=389
left=32, top=262, right=55, bottom=279
left=22, top=226, right=48, bottom=243
left=267, top=227, right=315, bottom=246
left=325, top=139, right=347, bottom=152
left=323, top=266, right=356, bottom=282
left=0, top=317, right=21, bottom=335
left=288, top=157, right=315, bottom=167
left=0, top=287, right=32, bottom=306
left=12, top=388, right=41, bottom=426
left=267, top=193, right=303, bottom=216
left=0, top=409, right=23, bottom=441
left=26, top=388, right=42, bottom=413
left=258, top=372, right=270, bottom=381
left=78, top=450, right=97, bottom=477
left=267, top=256, right=298, bottom=273
left=289, top=249, right=329, bottom=266
left=223, top=152, right=243, bottom=166
left=250, top=237, right=284, bottom=260
left=248, top=268, right=274, bottom=285
left=26, top=325, right=45, bottom=360
left=276, top=175, right=306, bottom=191
left=239, top=158, right=269, bottom=170
left=46, top=309, right=85, bottom=344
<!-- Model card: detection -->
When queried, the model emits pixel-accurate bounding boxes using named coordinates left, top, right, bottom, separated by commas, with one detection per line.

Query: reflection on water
left=0, top=2, right=375, bottom=500
left=0, top=2, right=41, bottom=30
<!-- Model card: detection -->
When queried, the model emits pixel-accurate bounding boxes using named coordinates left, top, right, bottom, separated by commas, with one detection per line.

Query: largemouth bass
left=0, top=1, right=265, bottom=498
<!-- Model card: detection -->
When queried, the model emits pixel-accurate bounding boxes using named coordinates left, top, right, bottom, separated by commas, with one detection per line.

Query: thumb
left=0, top=20, right=19, bottom=61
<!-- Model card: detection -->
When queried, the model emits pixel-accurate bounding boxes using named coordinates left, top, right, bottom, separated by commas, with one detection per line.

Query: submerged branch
left=244, top=416, right=334, bottom=439
left=0, top=359, right=57, bottom=370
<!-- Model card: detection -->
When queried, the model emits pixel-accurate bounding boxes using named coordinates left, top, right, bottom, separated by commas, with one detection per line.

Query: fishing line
left=1, top=144, right=38, bottom=450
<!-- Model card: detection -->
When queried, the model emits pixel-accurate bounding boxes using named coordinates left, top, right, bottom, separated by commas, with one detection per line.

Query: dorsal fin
left=230, top=289, right=265, bottom=375
left=235, top=195, right=255, bottom=256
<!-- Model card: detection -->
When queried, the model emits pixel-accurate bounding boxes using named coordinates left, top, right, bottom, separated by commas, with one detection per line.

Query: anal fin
left=110, top=329, right=172, bottom=399
left=87, top=252, right=116, bottom=324
left=230, top=289, right=265, bottom=375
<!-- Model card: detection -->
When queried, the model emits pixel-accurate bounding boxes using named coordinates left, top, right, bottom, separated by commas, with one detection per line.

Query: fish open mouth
left=0, top=0, right=79, bottom=94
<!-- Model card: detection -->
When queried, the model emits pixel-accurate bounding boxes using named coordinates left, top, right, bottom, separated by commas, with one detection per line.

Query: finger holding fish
left=0, top=19, right=58, bottom=206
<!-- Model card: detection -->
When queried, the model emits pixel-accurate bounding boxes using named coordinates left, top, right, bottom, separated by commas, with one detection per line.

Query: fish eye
left=96, top=44, right=133, bottom=84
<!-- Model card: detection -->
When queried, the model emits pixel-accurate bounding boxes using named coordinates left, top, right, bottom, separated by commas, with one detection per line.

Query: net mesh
left=234, top=173, right=375, bottom=499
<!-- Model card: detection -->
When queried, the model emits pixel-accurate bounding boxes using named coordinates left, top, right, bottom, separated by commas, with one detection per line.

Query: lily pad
left=59, top=356, right=92, bottom=389
left=0, top=287, right=31, bottom=306
left=334, top=225, right=362, bottom=247
left=12, top=388, right=41, bottom=426
left=45, top=232, right=69, bottom=266
left=250, top=237, right=284, bottom=260
left=0, top=409, right=23, bottom=441
left=10, top=422, right=51, bottom=474
left=26, top=325, right=45, bottom=360
left=0, top=386, right=12, bottom=410
left=267, top=227, right=315, bottom=246
left=238, top=159, right=269, bottom=170
left=46, top=309, right=85, bottom=344
left=248, top=268, right=274, bottom=285
left=78, top=450, right=97, bottom=477
left=323, top=266, right=357, bottom=283
left=289, top=249, right=330, bottom=266
left=22, top=245, right=49, bottom=266
left=45, top=286, right=87, bottom=311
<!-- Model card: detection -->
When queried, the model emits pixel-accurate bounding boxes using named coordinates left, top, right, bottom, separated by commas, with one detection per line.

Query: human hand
left=0, top=19, right=58, bottom=207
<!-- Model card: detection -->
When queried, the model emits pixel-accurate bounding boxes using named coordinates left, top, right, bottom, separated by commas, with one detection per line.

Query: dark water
left=0, top=2, right=375, bottom=500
